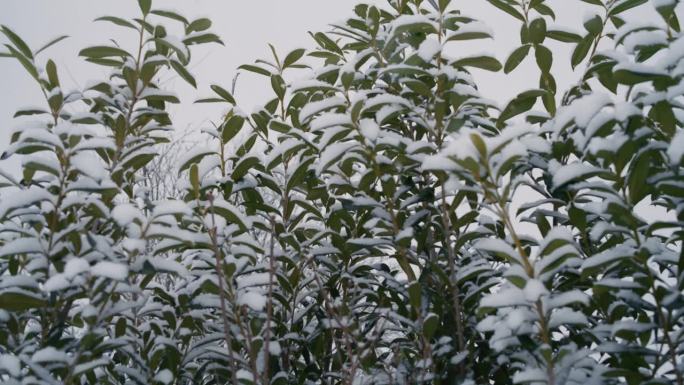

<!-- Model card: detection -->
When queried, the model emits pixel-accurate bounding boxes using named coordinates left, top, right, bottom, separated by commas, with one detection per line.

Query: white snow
left=31, top=347, right=69, bottom=363
left=236, top=369, right=255, bottom=381
left=513, top=369, right=546, bottom=384
left=538, top=227, right=574, bottom=254
left=581, top=244, right=634, bottom=269
left=480, top=287, right=526, bottom=308
left=548, top=290, right=589, bottom=309
left=43, top=274, right=70, bottom=292
left=65, top=258, right=91, bottom=279
left=91, top=261, right=129, bottom=281
left=153, top=200, right=192, bottom=217
left=358, top=119, right=380, bottom=142
left=111, top=204, right=143, bottom=227
left=300, top=97, right=346, bottom=122
left=268, top=340, right=282, bottom=355
left=364, top=94, right=410, bottom=110
left=316, top=141, right=356, bottom=174
left=0, top=238, right=43, bottom=257
left=0, top=275, right=38, bottom=290
left=553, top=93, right=611, bottom=133
left=453, top=21, right=493, bottom=38
left=523, top=279, right=548, bottom=302
left=310, top=113, right=352, bottom=132
left=177, top=146, right=214, bottom=171
left=0, top=187, right=52, bottom=219
left=162, top=35, right=190, bottom=60
left=652, top=0, right=676, bottom=8
left=551, top=162, right=601, bottom=188
left=391, top=14, right=437, bottom=33
left=71, top=152, right=107, bottom=181
left=417, top=38, right=442, bottom=62
left=290, top=79, right=338, bottom=93
left=421, top=154, right=457, bottom=171
left=0, top=354, right=20, bottom=377
left=549, top=308, right=588, bottom=328
left=622, top=30, right=667, bottom=53
left=667, top=130, right=684, bottom=165
left=238, top=291, right=266, bottom=311
left=154, top=369, right=174, bottom=384
left=475, top=238, right=520, bottom=264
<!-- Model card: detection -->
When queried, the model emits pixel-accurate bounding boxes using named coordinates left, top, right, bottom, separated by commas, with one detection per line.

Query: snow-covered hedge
left=0, top=0, right=683, bottom=384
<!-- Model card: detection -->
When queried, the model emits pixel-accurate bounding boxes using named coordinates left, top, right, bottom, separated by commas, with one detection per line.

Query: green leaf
left=46, top=59, right=59, bottom=87
left=470, top=133, right=488, bottom=159
left=95, top=16, right=137, bottom=29
left=138, top=0, right=152, bottom=15
left=170, top=60, right=196, bottom=88
left=222, top=115, right=245, bottom=143
left=151, top=9, right=189, bottom=24
left=498, top=89, right=547, bottom=127
left=423, top=313, right=439, bottom=340
left=142, top=91, right=179, bottom=103
left=628, top=151, right=651, bottom=204
left=535, top=44, right=553, bottom=73
left=504, top=44, right=531, bottom=74
left=79, top=46, right=131, bottom=58
left=614, top=66, right=669, bottom=85
left=34, top=35, right=69, bottom=55
left=0, top=292, right=46, bottom=311
left=239, top=64, right=272, bottom=77
left=211, top=201, right=248, bottom=232
left=609, top=0, right=648, bottom=16
left=194, top=97, right=225, bottom=104
left=486, top=0, right=525, bottom=22
left=210, top=85, right=236, bottom=105
left=283, top=48, right=306, bottom=69
left=187, top=18, right=212, bottom=33
left=5, top=46, right=38, bottom=79
left=179, top=149, right=214, bottom=174
left=269, top=120, right=291, bottom=134
left=1, top=25, right=33, bottom=59
left=189, top=163, right=199, bottom=194
left=452, top=55, right=502, bottom=71
left=649, top=101, right=676, bottom=136
left=583, top=14, right=603, bottom=35
left=529, top=18, right=547, bottom=44
left=312, top=32, right=344, bottom=55
left=14, top=108, right=48, bottom=118
left=546, top=29, right=582, bottom=43
left=408, top=281, right=421, bottom=309
left=286, top=158, right=314, bottom=192
left=115, top=317, right=127, bottom=337
left=571, top=35, right=593, bottom=68
left=271, top=74, right=286, bottom=99
left=155, top=38, right=188, bottom=63
left=534, top=3, right=556, bottom=20
left=448, top=26, right=493, bottom=41
left=183, top=33, right=223, bottom=46
left=232, top=156, right=261, bottom=181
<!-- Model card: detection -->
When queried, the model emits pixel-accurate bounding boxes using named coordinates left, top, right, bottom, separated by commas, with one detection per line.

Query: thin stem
left=207, top=194, right=239, bottom=385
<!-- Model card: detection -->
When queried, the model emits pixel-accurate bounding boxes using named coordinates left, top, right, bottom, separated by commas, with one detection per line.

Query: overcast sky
left=0, top=0, right=668, bottom=175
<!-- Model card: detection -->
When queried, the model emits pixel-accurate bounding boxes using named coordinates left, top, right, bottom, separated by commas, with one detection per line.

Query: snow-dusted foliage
left=0, top=0, right=683, bottom=384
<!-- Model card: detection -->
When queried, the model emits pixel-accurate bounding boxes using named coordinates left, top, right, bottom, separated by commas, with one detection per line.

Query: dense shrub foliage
left=0, top=0, right=683, bottom=384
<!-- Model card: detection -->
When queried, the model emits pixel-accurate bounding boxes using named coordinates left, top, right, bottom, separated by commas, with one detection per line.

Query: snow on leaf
left=300, top=96, right=346, bottom=122
left=238, top=291, right=266, bottom=311
left=32, top=347, right=69, bottom=363
left=551, top=162, right=603, bottom=189
left=0, top=354, right=20, bottom=377
left=91, top=261, right=128, bottom=281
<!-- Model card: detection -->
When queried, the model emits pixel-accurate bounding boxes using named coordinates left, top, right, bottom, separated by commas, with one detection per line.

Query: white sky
left=0, top=0, right=668, bottom=174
